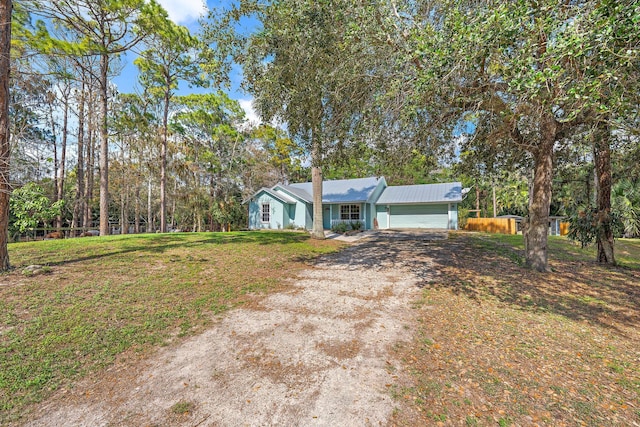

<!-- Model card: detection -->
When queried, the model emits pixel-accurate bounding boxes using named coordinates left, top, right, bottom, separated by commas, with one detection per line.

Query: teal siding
left=367, top=179, right=387, bottom=229
left=324, top=204, right=341, bottom=228
left=365, top=204, right=372, bottom=229
left=368, top=179, right=387, bottom=202
left=291, top=199, right=309, bottom=229
left=305, top=204, right=313, bottom=229
left=321, top=204, right=339, bottom=229
left=389, top=204, right=449, bottom=229
left=248, top=189, right=312, bottom=230
left=248, top=192, right=289, bottom=229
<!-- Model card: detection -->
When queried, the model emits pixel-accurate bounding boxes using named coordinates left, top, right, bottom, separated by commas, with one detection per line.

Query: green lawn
left=0, top=231, right=341, bottom=423
left=468, top=232, right=640, bottom=269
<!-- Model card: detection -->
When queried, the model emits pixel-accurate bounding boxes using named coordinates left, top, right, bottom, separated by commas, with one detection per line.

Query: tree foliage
left=135, top=16, right=209, bottom=232
left=9, top=182, right=64, bottom=235
left=219, top=0, right=392, bottom=238
left=353, top=0, right=639, bottom=270
left=24, top=0, right=171, bottom=235
left=170, top=92, right=247, bottom=231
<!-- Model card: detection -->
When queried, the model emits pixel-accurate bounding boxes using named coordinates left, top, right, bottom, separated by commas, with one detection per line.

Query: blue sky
left=112, top=0, right=261, bottom=124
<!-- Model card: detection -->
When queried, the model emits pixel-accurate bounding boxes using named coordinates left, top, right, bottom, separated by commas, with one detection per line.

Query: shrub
left=458, top=207, right=470, bottom=230
left=350, top=221, right=363, bottom=231
left=10, top=183, right=65, bottom=237
left=567, top=206, right=623, bottom=248
left=331, top=222, right=349, bottom=234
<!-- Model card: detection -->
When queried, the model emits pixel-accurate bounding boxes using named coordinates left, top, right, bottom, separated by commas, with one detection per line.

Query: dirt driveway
left=23, top=230, right=446, bottom=426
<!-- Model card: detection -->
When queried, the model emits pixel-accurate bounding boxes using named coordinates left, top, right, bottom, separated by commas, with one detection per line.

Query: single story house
left=247, top=176, right=462, bottom=231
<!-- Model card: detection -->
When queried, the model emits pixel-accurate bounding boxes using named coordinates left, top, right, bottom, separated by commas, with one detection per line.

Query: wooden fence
left=464, top=218, right=517, bottom=234
left=559, top=222, right=570, bottom=236
left=464, top=218, right=571, bottom=236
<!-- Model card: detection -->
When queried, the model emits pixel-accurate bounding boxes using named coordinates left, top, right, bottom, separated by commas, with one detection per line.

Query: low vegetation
left=392, top=233, right=640, bottom=426
left=330, top=221, right=364, bottom=234
left=2, top=230, right=638, bottom=425
left=0, top=231, right=341, bottom=423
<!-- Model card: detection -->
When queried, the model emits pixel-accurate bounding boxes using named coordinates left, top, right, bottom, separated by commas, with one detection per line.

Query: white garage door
left=389, top=204, right=449, bottom=229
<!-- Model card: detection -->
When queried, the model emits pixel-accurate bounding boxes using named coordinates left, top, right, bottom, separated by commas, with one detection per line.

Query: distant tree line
left=4, top=0, right=315, bottom=248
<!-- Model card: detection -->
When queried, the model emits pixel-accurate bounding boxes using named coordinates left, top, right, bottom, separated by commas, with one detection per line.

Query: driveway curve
left=24, top=230, right=446, bottom=427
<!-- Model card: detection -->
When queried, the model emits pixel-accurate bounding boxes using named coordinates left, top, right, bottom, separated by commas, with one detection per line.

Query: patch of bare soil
left=21, top=231, right=443, bottom=426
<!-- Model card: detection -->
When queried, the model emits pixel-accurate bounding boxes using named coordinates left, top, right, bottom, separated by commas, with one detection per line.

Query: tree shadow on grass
left=10, top=231, right=312, bottom=268
left=315, top=231, right=640, bottom=335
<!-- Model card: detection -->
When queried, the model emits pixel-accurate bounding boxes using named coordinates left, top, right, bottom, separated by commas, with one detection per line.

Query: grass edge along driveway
left=0, top=231, right=342, bottom=424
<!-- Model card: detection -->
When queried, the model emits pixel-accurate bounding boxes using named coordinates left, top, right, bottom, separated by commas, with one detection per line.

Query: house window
left=340, top=204, right=360, bottom=220
left=261, top=203, right=271, bottom=222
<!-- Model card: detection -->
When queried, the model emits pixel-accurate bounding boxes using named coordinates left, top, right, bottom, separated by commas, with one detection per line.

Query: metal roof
left=283, top=176, right=382, bottom=203
left=251, top=187, right=298, bottom=204
left=376, top=182, right=463, bottom=204
left=276, top=185, right=313, bottom=203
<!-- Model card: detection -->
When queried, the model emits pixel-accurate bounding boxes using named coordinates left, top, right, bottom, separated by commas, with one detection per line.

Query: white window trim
left=261, top=203, right=271, bottom=223
left=340, top=204, right=360, bottom=221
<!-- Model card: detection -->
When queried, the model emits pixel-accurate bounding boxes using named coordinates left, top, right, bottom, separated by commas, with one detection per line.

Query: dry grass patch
left=391, top=233, right=640, bottom=426
left=316, top=338, right=362, bottom=359
left=0, top=231, right=341, bottom=423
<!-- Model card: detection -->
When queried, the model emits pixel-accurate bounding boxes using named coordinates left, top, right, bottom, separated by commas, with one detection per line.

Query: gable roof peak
left=279, top=176, right=385, bottom=204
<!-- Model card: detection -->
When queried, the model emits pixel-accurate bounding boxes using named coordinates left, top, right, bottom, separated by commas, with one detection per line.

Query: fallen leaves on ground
left=391, top=233, right=640, bottom=426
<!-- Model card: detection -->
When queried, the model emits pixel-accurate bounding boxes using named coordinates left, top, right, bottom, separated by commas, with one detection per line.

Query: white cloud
left=157, top=0, right=208, bottom=25
left=238, top=99, right=262, bottom=127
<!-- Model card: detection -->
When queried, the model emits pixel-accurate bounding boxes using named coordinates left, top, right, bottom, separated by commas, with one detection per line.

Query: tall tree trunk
left=594, top=121, right=615, bottom=264
left=99, top=53, right=110, bottom=236
left=171, top=180, right=177, bottom=230
left=310, top=129, right=324, bottom=239
left=84, top=105, right=94, bottom=229
left=524, top=118, right=555, bottom=272
left=212, top=171, right=222, bottom=232
left=159, top=89, right=169, bottom=233
left=72, top=80, right=86, bottom=235
left=49, top=103, right=58, bottom=204
left=585, top=168, right=592, bottom=207
left=120, top=191, right=125, bottom=234
left=147, top=178, right=153, bottom=232
left=120, top=193, right=128, bottom=234
left=120, top=143, right=128, bottom=235
left=134, top=185, right=140, bottom=234
left=0, top=0, right=11, bottom=270
left=56, top=86, right=69, bottom=230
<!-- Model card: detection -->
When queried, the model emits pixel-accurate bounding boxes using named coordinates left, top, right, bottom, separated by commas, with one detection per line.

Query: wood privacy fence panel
left=465, top=218, right=517, bottom=234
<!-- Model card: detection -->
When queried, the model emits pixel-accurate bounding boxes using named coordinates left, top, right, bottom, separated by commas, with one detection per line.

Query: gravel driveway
left=24, top=230, right=446, bottom=426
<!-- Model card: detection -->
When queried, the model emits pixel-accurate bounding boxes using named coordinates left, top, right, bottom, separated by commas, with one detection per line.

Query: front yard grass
left=392, top=233, right=640, bottom=426
left=0, top=231, right=341, bottom=424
